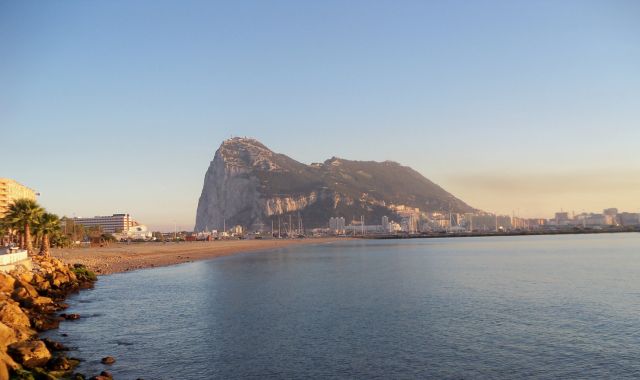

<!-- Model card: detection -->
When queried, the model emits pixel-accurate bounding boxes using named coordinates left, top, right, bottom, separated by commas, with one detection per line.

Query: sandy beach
left=51, top=238, right=344, bottom=275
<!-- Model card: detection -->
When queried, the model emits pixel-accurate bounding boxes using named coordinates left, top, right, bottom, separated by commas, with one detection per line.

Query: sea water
left=48, top=233, right=640, bottom=379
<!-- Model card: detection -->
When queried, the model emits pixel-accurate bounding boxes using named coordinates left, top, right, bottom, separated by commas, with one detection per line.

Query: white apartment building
left=329, top=217, right=346, bottom=233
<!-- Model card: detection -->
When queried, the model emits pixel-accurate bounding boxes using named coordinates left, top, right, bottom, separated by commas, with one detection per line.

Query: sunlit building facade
left=0, top=178, right=37, bottom=217
left=71, top=214, right=133, bottom=234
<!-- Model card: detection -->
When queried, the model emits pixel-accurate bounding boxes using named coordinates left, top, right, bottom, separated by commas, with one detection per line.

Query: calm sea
left=47, top=233, right=640, bottom=379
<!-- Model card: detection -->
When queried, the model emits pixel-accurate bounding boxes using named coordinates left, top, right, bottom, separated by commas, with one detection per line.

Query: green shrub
left=71, top=264, right=97, bottom=282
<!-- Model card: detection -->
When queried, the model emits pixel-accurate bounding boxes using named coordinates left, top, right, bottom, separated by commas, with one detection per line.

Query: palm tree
left=51, top=231, right=70, bottom=249
left=0, top=220, right=7, bottom=246
left=35, top=212, right=60, bottom=257
left=4, top=199, right=44, bottom=255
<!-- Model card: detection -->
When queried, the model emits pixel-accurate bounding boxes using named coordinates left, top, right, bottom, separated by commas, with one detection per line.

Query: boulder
left=37, top=281, right=51, bottom=292
left=0, top=273, right=15, bottom=293
left=56, top=302, right=69, bottom=310
left=0, top=321, right=17, bottom=348
left=42, top=338, right=69, bottom=352
left=12, top=288, right=32, bottom=304
left=31, top=367, right=58, bottom=380
left=0, top=303, right=34, bottom=341
left=32, top=274, right=51, bottom=291
left=32, top=273, right=46, bottom=285
left=51, top=273, right=68, bottom=288
left=8, top=340, right=52, bottom=369
left=100, top=356, right=115, bottom=365
left=18, top=272, right=33, bottom=284
left=32, top=296, right=54, bottom=306
left=29, top=314, right=60, bottom=331
left=0, top=301, right=31, bottom=329
left=0, top=359, right=7, bottom=380
left=47, top=355, right=79, bottom=371
left=32, top=367, right=58, bottom=380
left=0, top=350, right=20, bottom=380
left=13, top=280, right=39, bottom=299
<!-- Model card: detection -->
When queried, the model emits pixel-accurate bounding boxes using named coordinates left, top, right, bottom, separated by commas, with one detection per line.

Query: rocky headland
left=0, top=256, right=99, bottom=380
left=195, top=137, right=475, bottom=232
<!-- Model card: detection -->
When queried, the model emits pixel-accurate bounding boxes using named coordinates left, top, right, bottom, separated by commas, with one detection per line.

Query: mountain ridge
left=195, top=137, right=475, bottom=231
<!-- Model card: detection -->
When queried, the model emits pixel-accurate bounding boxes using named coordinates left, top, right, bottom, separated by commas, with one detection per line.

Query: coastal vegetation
left=1, top=199, right=117, bottom=256
left=0, top=199, right=108, bottom=378
left=2, top=199, right=44, bottom=256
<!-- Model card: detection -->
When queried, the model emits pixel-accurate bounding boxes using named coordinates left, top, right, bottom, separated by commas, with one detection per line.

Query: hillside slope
left=195, top=138, right=474, bottom=231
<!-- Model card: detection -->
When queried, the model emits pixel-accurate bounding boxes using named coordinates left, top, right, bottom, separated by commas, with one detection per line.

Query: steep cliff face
left=195, top=137, right=475, bottom=231
left=195, top=142, right=263, bottom=231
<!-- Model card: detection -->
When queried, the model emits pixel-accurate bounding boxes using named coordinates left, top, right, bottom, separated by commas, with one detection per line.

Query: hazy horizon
left=2, top=1, right=639, bottom=231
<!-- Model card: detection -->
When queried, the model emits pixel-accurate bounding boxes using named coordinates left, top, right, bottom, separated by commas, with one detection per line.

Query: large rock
left=18, top=272, right=33, bottom=284
left=47, top=355, right=79, bottom=371
left=50, top=272, right=70, bottom=288
left=0, top=349, right=19, bottom=379
left=32, top=273, right=50, bottom=291
left=30, top=314, right=60, bottom=332
left=0, top=322, right=20, bottom=379
left=42, top=338, right=69, bottom=352
left=0, top=321, right=17, bottom=348
left=0, top=359, right=7, bottom=380
left=0, top=301, right=31, bottom=329
left=195, top=139, right=264, bottom=232
left=31, top=296, right=53, bottom=306
left=8, top=340, right=51, bottom=369
left=0, top=273, right=15, bottom=293
left=13, top=280, right=39, bottom=299
left=101, top=356, right=115, bottom=364
left=0, top=301, right=34, bottom=342
left=194, top=137, right=476, bottom=231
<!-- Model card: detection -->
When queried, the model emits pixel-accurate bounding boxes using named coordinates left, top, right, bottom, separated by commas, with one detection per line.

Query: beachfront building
left=0, top=178, right=37, bottom=217
left=112, top=221, right=153, bottom=241
left=70, top=213, right=134, bottom=234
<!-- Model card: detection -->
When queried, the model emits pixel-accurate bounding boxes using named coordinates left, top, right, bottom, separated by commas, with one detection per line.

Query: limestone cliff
left=194, top=138, right=475, bottom=231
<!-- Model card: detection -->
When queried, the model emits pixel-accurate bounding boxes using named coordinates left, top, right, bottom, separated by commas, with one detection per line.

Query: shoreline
left=51, top=238, right=346, bottom=276
left=50, top=229, right=640, bottom=276
left=0, top=256, right=97, bottom=379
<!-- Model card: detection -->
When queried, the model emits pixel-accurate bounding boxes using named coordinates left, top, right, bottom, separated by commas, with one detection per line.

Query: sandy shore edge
left=51, top=238, right=346, bottom=275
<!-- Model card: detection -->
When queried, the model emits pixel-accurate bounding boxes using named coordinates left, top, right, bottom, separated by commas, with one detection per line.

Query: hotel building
left=0, top=178, right=37, bottom=217
left=71, top=214, right=133, bottom=234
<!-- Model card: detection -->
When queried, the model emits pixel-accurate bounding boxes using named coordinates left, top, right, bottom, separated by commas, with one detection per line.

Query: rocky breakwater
left=0, top=256, right=97, bottom=380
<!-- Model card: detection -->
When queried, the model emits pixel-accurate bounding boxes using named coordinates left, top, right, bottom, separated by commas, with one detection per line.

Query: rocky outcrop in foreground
left=0, top=256, right=97, bottom=380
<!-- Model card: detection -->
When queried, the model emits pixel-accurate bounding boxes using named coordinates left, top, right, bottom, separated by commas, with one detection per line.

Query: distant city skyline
left=2, top=1, right=639, bottom=230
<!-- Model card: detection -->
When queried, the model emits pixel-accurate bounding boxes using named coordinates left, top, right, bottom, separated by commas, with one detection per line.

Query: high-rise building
left=382, top=216, right=389, bottom=231
left=70, top=214, right=133, bottom=234
left=0, top=178, right=37, bottom=217
left=329, top=217, right=346, bottom=233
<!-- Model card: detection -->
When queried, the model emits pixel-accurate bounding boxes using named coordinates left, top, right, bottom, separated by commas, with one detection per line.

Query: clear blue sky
left=2, top=0, right=639, bottom=230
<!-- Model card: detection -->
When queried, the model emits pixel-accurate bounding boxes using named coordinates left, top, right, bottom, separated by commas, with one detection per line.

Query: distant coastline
left=51, top=227, right=640, bottom=276
left=364, top=226, right=640, bottom=239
